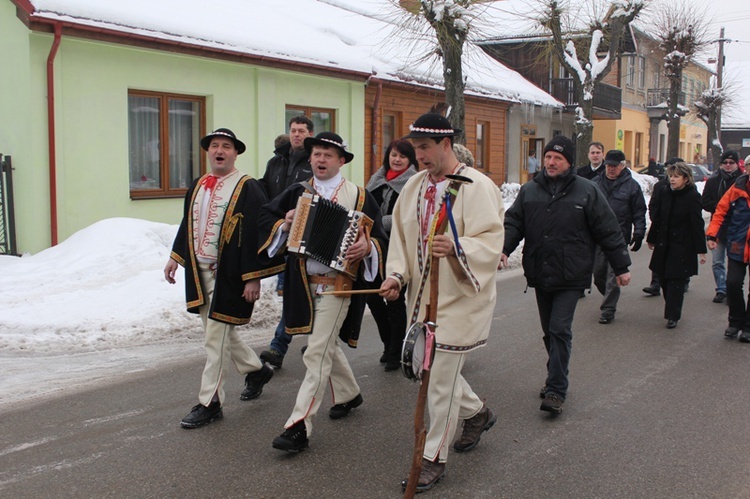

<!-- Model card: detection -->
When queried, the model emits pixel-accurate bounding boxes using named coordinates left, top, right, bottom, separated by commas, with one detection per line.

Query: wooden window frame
left=128, top=90, right=206, bottom=199
left=476, top=121, right=490, bottom=171
left=284, top=105, right=336, bottom=133
left=381, top=110, right=402, bottom=154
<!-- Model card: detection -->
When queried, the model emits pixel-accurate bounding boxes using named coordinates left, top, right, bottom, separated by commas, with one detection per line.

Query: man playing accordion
left=259, top=131, right=388, bottom=453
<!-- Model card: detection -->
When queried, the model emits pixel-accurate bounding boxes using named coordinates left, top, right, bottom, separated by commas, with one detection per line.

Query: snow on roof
left=27, top=0, right=562, bottom=107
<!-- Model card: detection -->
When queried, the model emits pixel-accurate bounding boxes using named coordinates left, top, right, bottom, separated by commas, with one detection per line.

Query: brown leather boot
left=453, top=404, right=497, bottom=452
left=401, top=458, right=446, bottom=492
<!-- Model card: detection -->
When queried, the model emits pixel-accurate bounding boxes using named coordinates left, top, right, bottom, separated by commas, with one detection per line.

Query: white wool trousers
left=423, top=350, right=484, bottom=463
left=197, top=262, right=263, bottom=406
left=286, top=283, right=360, bottom=435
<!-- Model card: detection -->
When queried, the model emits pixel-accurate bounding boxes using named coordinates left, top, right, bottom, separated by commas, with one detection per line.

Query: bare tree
left=694, top=80, right=734, bottom=167
left=397, top=0, right=481, bottom=144
left=651, top=1, right=710, bottom=159
left=539, top=0, right=644, bottom=164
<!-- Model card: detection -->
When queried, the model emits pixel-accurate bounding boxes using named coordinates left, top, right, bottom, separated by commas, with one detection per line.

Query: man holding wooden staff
left=258, top=131, right=388, bottom=453
left=380, top=113, right=504, bottom=493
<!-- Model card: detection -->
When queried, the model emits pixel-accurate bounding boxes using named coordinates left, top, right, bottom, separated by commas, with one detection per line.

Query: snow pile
left=0, top=218, right=281, bottom=355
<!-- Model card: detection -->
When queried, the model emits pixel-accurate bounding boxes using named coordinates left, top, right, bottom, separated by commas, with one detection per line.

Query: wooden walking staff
left=403, top=174, right=472, bottom=499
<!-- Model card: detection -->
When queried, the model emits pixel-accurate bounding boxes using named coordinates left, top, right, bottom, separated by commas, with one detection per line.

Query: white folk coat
left=386, top=166, right=504, bottom=352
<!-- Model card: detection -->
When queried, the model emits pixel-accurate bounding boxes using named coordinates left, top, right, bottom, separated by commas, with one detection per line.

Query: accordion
left=287, top=192, right=374, bottom=279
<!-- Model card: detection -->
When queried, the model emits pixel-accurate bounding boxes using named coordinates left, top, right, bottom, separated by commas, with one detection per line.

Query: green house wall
left=1, top=6, right=365, bottom=253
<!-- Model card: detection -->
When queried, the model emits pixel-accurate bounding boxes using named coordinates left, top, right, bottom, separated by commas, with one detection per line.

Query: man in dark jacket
left=592, top=150, right=647, bottom=324
left=164, top=128, right=282, bottom=429
left=258, top=115, right=314, bottom=369
left=576, top=141, right=605, bottom=179
left=502, top=135, right=631, bottom=415
left=258, top=132, right=388, bottom=453
left=259, top=115, right=314, bottom=200
left=701, top=149, right=742, bottom=303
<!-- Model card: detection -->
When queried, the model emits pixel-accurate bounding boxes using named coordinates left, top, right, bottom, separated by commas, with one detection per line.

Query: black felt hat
left=200, top=128, right=246, bottom=155
left=603, top=150, right=626, bottom=166
left=304, top=132, right=354, bottom=164
left=404, top=113, right=462, bottom=139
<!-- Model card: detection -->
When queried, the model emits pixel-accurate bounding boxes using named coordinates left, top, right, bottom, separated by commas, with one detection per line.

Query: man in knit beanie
left=502, top=135, right=631, bottom=415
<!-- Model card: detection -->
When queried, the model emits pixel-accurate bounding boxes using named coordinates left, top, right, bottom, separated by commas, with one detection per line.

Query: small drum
left=401, top=321, right=436, bottom=381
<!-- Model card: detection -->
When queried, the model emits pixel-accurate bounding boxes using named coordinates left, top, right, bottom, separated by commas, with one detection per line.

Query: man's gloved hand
left=630, top=236, right=643, bottom=252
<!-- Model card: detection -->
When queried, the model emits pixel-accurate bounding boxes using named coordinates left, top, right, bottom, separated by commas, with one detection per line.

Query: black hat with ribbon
left=200, top=128, right=246, bottom=155
left=304, top=132, right=354, bottom=164
left=404, top=113, right=462, bottom=139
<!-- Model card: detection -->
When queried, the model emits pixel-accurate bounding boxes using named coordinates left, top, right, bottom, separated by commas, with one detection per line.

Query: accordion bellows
left=288, top=192, right=373, bottom=279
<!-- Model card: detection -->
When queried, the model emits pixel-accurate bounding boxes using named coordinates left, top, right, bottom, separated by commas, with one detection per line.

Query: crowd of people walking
left=162, top=110, right=749, bottom=493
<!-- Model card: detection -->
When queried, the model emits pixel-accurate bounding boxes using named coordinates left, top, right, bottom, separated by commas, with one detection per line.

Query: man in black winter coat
left=258, top=115, right=314, bottom=369
left=502, top=136, right=631, bottom=415
left=259, top=115, right=314, bottom=200
left=592, top=150, right=647, bottom=324
left=701, top=149, right=742, bottom=304
left=576, top=141, right=605, bottom=179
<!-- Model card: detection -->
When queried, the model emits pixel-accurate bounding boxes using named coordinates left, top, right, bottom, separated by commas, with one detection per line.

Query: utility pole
left=716, top=27, right=725, bottom=144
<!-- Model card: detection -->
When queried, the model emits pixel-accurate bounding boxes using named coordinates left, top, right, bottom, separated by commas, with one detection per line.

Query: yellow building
left=593, top=29, right=711, bottom=168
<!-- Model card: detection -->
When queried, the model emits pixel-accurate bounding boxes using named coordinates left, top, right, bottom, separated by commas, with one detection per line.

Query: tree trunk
left=707, top=109, right=721, bottom=169
left=574, top=84, right=595, bottom=167
left=436, top=28, right=467, bottom=145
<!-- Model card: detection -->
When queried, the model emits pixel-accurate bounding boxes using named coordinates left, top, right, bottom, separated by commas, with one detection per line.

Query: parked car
left=635, top=164, right=665, bottom=180
left=635, top=163, right=710, bottom=182
left=687, top=163, right=711, bottom=182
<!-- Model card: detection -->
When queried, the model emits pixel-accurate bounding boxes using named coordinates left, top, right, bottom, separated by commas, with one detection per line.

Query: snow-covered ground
left=0, top=171, right=672, bottom=408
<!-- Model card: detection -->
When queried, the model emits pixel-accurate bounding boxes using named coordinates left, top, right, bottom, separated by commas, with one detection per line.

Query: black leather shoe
left=272, top=421, right=309, bottom=452
left=241, top=364, right=273, bottom=401
left=180, top=401, right=222, bottom=429
left=453, top=404, right=497, bottom=452
left=598, top=313, right=614, bottom=324
left=642, top=286, right=660, bottom=297
left=666, top=320, right=678, bottom=329
left=540, top=393, right=564, bottom=414
left=329, top=393, right=363, bottom=419
left=740, top=331, right=750, bottom=343
left=384, top=354, right=401, bottom=371
left=725, top=326, right=740, bottom=339
left=713, top=292, right=727, bottom=303
left=260, top=349, right=284, bottom=369
left=401, top=458, right=446, bottom=493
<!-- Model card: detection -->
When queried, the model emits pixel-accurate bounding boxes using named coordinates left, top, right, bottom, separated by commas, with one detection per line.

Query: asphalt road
left=2, top=248, right=750, bottom=498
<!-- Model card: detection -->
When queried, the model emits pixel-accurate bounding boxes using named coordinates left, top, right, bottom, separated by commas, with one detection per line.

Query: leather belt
left=309, top=275, right=337, bottom=286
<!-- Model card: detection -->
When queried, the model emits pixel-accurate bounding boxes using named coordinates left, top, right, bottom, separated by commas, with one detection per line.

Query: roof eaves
left=21, top=10, right=372, bottom=82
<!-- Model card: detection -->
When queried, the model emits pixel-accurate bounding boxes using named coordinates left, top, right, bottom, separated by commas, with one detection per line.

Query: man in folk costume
left=258, top=132, right=388, bottom=452
left=380, top=113, right=505, bottom=492
left=165, top=128, right=283, bottom=429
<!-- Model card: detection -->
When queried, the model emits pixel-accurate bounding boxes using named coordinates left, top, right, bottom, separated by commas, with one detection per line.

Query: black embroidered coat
left=257, top=181, right=388, bottom=339
left=171, top=174, right=284, bottom=325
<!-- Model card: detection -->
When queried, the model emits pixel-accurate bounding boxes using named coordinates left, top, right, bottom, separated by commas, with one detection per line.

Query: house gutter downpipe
left=47, top=22, right=61, bottom=246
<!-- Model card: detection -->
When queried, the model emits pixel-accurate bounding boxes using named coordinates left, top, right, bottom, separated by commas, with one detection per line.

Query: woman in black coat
left=647, top=162, right=707, bottom=328
left=368, top=139, right=418, bottom=370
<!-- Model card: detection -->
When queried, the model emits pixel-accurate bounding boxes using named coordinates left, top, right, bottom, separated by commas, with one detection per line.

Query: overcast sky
left=699, top=0, right=750, bottom=125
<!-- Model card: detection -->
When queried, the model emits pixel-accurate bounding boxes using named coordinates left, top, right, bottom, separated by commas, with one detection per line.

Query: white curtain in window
left=128, top=95, right=161, bottom=190
left=169, top=99, right=199, bottom=189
